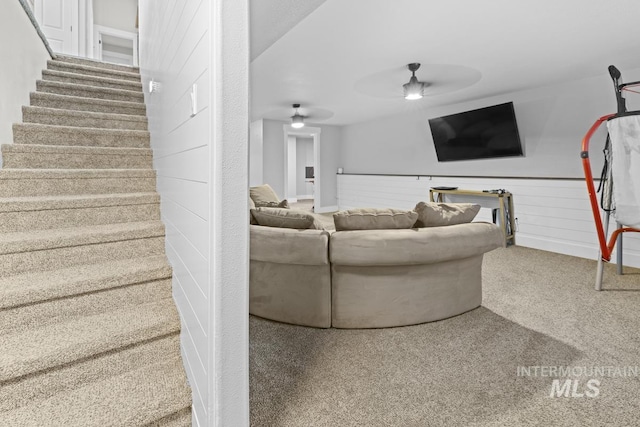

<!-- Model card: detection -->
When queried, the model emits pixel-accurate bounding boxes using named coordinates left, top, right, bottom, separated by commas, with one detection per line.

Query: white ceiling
left=250, top=0, right=640, bottom=126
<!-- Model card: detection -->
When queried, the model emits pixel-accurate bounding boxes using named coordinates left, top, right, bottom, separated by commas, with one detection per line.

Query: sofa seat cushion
left=250, top=184, right=280, bottom=205
left=251, top=207, right=324, bottom=230
left=330, top=222, right=504, bottom=266
left=333, top=208, right=418, bottom=231
left=414, top=202, right=480, bottom=227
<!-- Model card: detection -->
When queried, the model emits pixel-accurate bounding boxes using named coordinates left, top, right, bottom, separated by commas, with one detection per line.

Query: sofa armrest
left=250, top=225, right=331, bottom=266
left=330, top=222, right=504, bottom=266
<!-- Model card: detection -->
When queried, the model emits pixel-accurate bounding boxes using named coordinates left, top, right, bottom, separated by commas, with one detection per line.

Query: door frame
left=283, top=125, right=321, bottom=208
left=93, top=24, right=138, bottom=66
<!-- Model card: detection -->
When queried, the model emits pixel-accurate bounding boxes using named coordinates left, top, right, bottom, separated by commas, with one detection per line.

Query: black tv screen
left=429, top=102, right=523, bottom=162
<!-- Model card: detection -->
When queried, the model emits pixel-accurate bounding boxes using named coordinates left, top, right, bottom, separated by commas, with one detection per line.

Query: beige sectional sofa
left=249, top=221, right=504, bottom=329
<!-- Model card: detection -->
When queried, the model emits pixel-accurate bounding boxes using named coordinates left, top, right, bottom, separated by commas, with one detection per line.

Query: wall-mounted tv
left=428, top=102, right=523, bottom=162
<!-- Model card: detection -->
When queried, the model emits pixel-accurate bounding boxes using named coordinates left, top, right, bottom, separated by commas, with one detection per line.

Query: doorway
left=94, top=25, right=138, bottom=66
left=283, top=125, right=321, bottom=211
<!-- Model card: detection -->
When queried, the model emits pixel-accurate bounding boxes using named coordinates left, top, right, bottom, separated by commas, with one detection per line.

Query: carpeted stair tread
left=0, top=143, right=152, bottom=169
left=30, top=92, right=146, bottom=115
left=0, top=356, right=190, bottom=427
left=0, top=298, right=181, bottom=382
left=23, top=106, right=148, bottom=130
left=0, top=220, right=164, bottom=255
left=0, top=168, right=155, bottom=179
left=36, top=80, right=144, bottom=103
left=42, top=69, right=143, bottom=92
left=53, top=55, right=140, bottom=73
left=2, top=278, right=173, bottom=336
left=47, top=59, right=141, bottom=82
left=0, top=192, right=160, bottom=233
left=0, top=168, right=157, bottom=197
left=0, top=255, right=171, bottom=310
left=0, top=192, right=159, bottom=213
left=0, top=144, right=153, bottom=169
left=153, top=408, right=193, bottom=427
left=0, top=334, right=180, bottom=414
left=1, top=143, right=152, bottom=158
left=12, top=123, right=150, bottom=148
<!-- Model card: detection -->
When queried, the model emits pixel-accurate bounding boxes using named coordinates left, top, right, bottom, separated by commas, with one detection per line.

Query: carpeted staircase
left=0, top=56, right=192, bottom=426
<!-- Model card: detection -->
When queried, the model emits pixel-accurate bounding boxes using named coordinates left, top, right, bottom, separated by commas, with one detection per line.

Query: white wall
left=262, top=119, right=341, bottom=209
left=0, top=0, right=51, bottom=149
left=249, top=119, right=263, bottom=187
left=340, top=68, right=640, bottom=179
left=139, top=0, right=249, bottom=425
left=94, top=0, right=138, bottom=34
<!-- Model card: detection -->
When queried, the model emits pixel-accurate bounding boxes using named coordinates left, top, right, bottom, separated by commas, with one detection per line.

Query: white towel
left=607, top=115, right=640, bottom=228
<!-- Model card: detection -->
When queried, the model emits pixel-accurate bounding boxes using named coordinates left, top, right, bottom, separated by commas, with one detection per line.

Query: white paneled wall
left=338, top=174, right=640, bottom=268
left=139, top=0, right=249, bottom=425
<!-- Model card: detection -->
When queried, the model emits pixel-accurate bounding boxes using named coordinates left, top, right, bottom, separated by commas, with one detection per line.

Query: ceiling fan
left=354, top=62, right=482, bottom=100
left=261, top=103, right=334, bottom=125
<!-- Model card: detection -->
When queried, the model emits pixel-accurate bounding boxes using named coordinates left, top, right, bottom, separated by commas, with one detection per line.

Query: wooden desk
left=429, top=188, right=516, bottom=246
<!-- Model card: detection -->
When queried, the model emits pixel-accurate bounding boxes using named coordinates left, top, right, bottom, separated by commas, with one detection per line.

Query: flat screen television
left=428, top=102, right=523, bottom=162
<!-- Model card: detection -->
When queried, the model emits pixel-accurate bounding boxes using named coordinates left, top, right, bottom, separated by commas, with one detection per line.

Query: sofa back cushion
left=333, top=208, right=418, bottom=231
left=250, top=184, right=280, bottom=205
left=251, top=207, right=324, bottom=230
left=414, top=202, right=480, bottom=227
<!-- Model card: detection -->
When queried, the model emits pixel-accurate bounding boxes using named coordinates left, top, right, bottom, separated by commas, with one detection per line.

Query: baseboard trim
left=296, top=194, right=313, bottom=199
left=517, top=234, right=640, bottom=268
left=287, top=197, right=298, bottom=203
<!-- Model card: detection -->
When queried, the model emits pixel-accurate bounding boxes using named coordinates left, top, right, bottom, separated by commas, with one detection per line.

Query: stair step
left=0, top=333, right=181, bottom=414
left=2, top=278, right=173, bottom=335
left=1, top=143, right=153, bottom=170
left=12, top=123, right=150, bottom=148
left=0, top=168, right=156, bottom=197
left=0, top=255, right=171, bottom=309
left=53, top=55, right=140, bottom=74
left=30, top=92, right=146, bottom=116
left=47, top=59, right=141, bottom=82
left=0, top=298, right=180, bottom=382
left=37, top=80, right=144, bottom=103
left=43, top=69, right=143, bottom=92
left=0, top=192, right=160, bottom=232
left=23, top=106, right=148, bottom=131
left=1, top=355, right=190, bottom=427
left=0, top=220, right=165, bottom=277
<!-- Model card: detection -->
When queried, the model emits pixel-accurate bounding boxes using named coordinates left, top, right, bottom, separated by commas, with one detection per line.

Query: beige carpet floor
left=250, top=246, right=640, bottom=426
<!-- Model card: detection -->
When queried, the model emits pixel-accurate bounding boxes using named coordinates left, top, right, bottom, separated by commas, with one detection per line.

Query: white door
left=35, top=0, right=79, bottom=55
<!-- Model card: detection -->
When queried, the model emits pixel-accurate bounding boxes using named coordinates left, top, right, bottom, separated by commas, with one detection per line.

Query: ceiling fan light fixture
left=290, top=104, right=305, bottom=128
left=403, top=63, right=425, bottom=100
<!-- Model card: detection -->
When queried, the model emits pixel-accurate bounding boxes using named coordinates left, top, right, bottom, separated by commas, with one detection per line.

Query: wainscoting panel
left=337, top=174, right=640, bottom=268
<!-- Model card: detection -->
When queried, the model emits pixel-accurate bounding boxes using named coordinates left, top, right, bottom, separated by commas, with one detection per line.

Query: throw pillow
left=254, top=199, right=290, bottom=209
left=251, top=207, right=324, bottom=230
left=249, top=197, right=258, bottom=224
left=333, top=208, right=418, bottom=231
left=414, top=202, right=481, bottom=227
left=250, top=184, right=280, bottom=205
